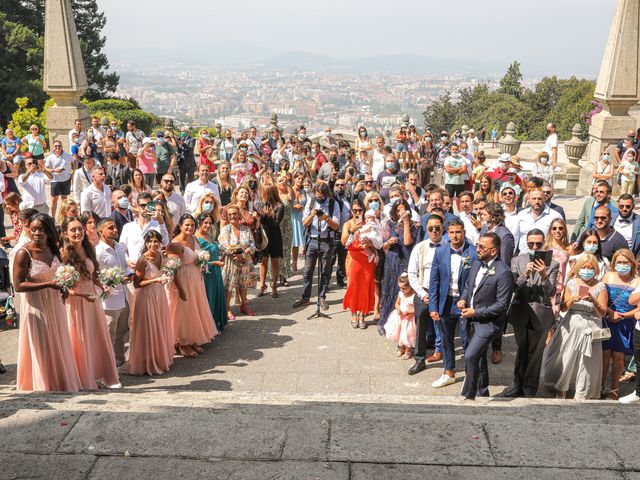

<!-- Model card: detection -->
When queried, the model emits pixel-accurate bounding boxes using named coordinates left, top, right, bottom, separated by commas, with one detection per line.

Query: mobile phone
left=579, top=285, right=589, bottom=298
left=146, top=201, right=157, bottom=212
left=529, top=250, right=552, bottom=267
left=358, top=174, right=365, bottom=181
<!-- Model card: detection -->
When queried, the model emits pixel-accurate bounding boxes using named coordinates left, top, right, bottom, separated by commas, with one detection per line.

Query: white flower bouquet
left=194, top=250, right=211, bottom=273
left=54, top=264, right=79, bottom=294
left=98, top=266, right=127, bottom=300
left=162, top=258, right=182, bottom=278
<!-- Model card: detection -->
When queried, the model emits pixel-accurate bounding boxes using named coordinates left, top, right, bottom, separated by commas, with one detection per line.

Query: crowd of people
left=3, top=118, right=640, bottom=404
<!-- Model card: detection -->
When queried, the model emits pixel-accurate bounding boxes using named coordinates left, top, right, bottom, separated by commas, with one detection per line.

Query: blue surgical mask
left=203, top=202, right=214, bottom=213
left=615, top=264, right=632, bottom=275
left=460, top=149, right=467, bottom=155
left=117, top=197, right=129, bottom=209
left=369, top=200, right=380, bottom=211
left=386, top=162, right=395, bottom=170
left=583, top=244, right=598, bottom=254
left=390, top=197, right=400, bottom=205
left=603, top=153, right=610, bottom=161
left=579, top=269, right=595, bottom=281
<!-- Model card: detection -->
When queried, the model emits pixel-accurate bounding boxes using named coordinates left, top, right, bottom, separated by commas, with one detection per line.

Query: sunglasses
left=427, top=226, right=442, bottom=232
left=162, top=179, right=174, bottom=183
left=352, top=209, right=363, bottom=213
left=619, top=204, right=633, bottom=209
left=593, top=216, right=609, bottom=221
left=551, top=226, right=565, bottom=231
left=527, top=242, right=544, bottom=248
left=501, top=191, right=514, bottom=196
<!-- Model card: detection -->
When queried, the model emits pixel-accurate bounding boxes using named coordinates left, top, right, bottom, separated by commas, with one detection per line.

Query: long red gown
left=342, top=236, right=376, bottom=315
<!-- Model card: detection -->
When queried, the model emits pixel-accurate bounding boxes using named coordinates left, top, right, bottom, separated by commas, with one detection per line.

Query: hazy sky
left=97, top=0, right=617, bottom=77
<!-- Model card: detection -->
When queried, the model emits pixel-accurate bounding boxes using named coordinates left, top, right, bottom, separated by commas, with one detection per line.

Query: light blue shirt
left=303, top=197, right=340, bottom=238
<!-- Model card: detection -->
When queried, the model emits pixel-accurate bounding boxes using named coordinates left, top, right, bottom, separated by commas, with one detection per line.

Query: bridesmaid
left=61, top=217, right=121, bottom=390
left=14, top=213, right=81, bottom=392
left=166, top=214, right=218, bottom=357
left=128, top=230, right=174, bottom=375
left=195, top=212, right=228, bottom=332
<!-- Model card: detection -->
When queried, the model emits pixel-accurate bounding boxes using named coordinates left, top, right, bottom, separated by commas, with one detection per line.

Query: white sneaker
left=619, top=392, right=640, bottom=404
left=432, top=374, right=456, bottom=388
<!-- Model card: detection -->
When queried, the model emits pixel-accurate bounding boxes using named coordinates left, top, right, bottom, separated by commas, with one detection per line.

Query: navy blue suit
left=459, top=258, right=515, bottom=399
left=429, top=242, right=477, bottom=371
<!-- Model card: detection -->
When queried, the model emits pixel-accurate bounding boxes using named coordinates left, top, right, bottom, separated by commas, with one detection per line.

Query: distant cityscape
left=113, top=63, right=541, bottom=134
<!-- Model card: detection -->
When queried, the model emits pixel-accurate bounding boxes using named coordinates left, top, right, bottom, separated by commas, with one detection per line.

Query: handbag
left=253, top=225, right=269, bottom=251
left=590, top=327, right=611, bottom=342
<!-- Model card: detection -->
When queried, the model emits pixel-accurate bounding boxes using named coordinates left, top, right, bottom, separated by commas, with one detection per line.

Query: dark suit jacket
left=429, top=241, right=477, bottom=315
left=611, top=212, right=640, bottom=256
left=479, top=224, right=514, bottom=266
left=508, top=253, right=559, bottom=331
left=106, top=164, right=131, bottom=188
left=549, top=202, right=566, bottom=221
left=461, top=258, right=515, bottom=331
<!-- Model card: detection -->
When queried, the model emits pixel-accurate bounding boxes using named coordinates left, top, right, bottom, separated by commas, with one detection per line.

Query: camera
left=358, top=174, right=365, bottom=181
left=233, top=248, right=243, bottom=255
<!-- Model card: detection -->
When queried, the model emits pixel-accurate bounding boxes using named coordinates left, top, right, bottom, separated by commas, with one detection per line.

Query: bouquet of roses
left=194, top=250, right=211, bottom=273
left=54, top=264, right=79, bottom=294
left=162, top=258, right=182, bottom=278
left=98, top=266, right=127, bottom=300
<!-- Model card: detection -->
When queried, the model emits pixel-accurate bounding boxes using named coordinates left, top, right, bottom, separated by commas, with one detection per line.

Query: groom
left=457, top=232, right=515, bottom=400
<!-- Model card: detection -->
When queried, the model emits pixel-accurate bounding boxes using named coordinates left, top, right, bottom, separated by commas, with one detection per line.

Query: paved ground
left=3, top=194, right=639, bottom=478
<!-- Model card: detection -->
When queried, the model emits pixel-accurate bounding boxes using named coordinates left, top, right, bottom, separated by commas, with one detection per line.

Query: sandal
left=279, top=275, right=289, bottom=287
left=395, top=346, right=405, bottom=357
left=351, top=315, right=358, bottom=329
left=240, top=304, right=254, bottom=316
left=179, top=345, right=198, bottom=358
left=227, top=310, right=235, bottom=321
left=257, top=285, right=267, bottom=297
left=402, top=349, right=413, bottom=360
left=271, top=287, right=279, bottom=298
left=620, top=371, right=636, bottom=384
left=192, top=344, right=204, bottom=354
left=358, top=314, right=367, bottom=330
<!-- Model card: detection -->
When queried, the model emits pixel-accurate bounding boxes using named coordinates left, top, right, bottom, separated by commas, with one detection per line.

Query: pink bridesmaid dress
left=167, top=245, right=218, bottom=346
left=66, top=258, right=120, bottom=389
left=128, top=258, right=174, bottom=375
left=16, top=251, right=81, bottom=392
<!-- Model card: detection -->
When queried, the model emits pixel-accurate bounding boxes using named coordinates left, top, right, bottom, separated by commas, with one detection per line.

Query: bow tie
left=430, top=243, right=440, bottom=248
left=480, top=261, right=489, bottom=268
left=451, top=249, right=462, bottom=255
left=619, top=219, right=632, bottom=224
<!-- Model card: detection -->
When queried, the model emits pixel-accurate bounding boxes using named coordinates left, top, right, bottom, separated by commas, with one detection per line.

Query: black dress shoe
left=337, top=281, right=346, bottom=288
left=408, top=360, right=426, bottom=376
left=0, top=362, right=6, bottom=374
left=292, top=298, right=311, bottom=308
left=502, top=387, right=524, bottom=398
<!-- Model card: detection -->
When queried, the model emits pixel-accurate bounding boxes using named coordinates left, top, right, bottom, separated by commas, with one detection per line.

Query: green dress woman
left=195, top=214, right=228, bottom=332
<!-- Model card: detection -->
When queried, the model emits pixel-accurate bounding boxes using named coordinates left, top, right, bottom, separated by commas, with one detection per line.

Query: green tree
left=423, top=91, right=458, bottom=135
left=8, top=96, right=52, bottom=140
left=497, top=61, right=524, bottom=99
left=0, top=13, right=45, bottom=126
left=85, top=99, right=159, bottom=133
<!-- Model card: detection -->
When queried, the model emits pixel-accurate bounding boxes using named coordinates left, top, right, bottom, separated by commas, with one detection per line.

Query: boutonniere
left=487, top=266, right=496, bottom=276
left=462, top=256, right=471, bottom=269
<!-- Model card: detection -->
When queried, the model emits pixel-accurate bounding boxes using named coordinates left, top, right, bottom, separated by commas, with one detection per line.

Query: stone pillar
left=43, top=0, right=89, bottom=151
left=564, top=124, right=589, bottom=195
left=579, top=0, right=640, bottom=194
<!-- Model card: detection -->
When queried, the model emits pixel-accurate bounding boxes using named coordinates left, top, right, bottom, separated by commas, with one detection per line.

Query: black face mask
left=248, top=181, right=257, bottom=190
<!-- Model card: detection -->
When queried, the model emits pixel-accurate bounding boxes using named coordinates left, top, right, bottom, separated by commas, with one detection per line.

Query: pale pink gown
left=167, top=245, right=218, bottom=346
left=128, top=259, right=174, bottom=375
left=66, top=259, right=120, bottom=389
left=16, top=251, right=81, bottom=392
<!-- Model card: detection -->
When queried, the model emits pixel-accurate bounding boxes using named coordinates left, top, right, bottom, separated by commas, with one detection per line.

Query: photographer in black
left=176, top=126, right=196, bottom=193
left=293, top=182, right=340, bottom=310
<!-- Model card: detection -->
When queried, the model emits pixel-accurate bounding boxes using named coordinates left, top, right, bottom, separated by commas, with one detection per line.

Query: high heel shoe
left=271, top=286, right=279, bottom=298
left=257, top=285, right=267, bottom=297
left=279, top=275, right=289, bottom=287
left=240, top=304, right=254, bottom=316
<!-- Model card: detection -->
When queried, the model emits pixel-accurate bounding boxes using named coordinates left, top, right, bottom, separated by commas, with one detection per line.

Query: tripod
left=307, top=237, right=331, bottom=320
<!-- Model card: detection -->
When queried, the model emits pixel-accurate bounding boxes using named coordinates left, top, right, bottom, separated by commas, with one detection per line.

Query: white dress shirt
left=18, top=171, right=47, bottom=206
left=448, top=247, right=463, bottom=297
left=515, top=206, right=561, bottom=254
left=471, top=258, right=495, bottom=306
left=184, top=179, right=221, bottom=213
left=614, top=215, right=634, bottom=248
left=458, top=211, right=479, bottom=246
left=407, top=239, right=442, bottom=299
left=164, top=190, right=187, bottom=226
left=503, top=206, right=520, bottom=240
left=81, top=183, right=112, bottom=217
left=96, top=240, right=132, bottom=310
left=119, top=219, right=170, bottom=263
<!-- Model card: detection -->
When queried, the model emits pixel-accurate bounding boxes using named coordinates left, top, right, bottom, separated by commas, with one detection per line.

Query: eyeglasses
left=593, top=216, right=609, bottom=221
left=53, top=144, right=62, bottom=148
left=501, top=191, right=514, bottom=196
left=352, top=209, right=363, bottom=213
left=427, top=226, right=442, bottom=232
left=161, top=179, right=174, bottom=183
left=138, top=203, right=149, bottom=208
left=542, top=190, right=552, bottom=195
left=619, top=204, right=633, bottom=209
left=527, top=241, right=543, bottom=248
